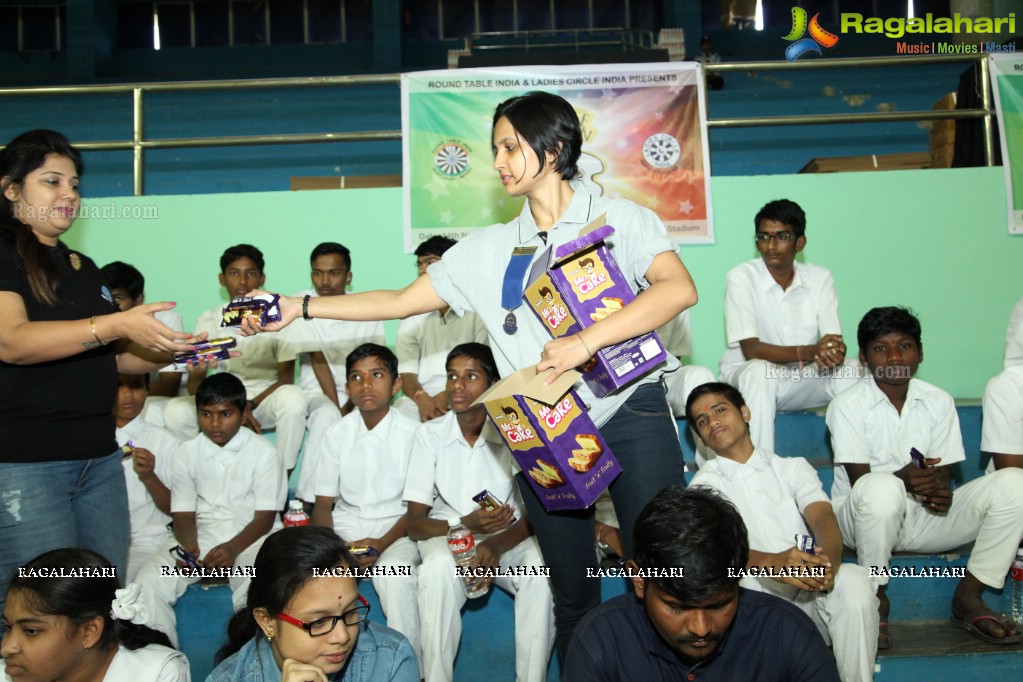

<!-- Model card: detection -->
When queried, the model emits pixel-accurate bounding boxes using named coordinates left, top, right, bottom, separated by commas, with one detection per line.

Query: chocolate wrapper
left=909, top=447, right=926, bottom=469
left=172, top=337, right=237, bottom=367
left=221, top=294, right=282, bottom=327
left=795, top=533, right=815, bottom=555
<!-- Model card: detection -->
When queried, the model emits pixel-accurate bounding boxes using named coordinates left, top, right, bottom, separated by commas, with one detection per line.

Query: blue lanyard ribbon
left=502, top=246, right=537, bottom=312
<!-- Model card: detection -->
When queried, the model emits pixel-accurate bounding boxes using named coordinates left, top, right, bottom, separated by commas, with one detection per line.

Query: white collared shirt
left=826, top=377, right=965, bottom=506
left=283, top=289, right=385, bottom=395
left=170, top=427, right=286, bottom=537
left=1004, top=297, right=1023, bottom=369
left=981, top=365, right=1023, bottom=471
left=403, top=410, right=522, bottom=522
left=116, top=415, right=180, bottom=540
left=193, top=306, right=296, bottom=398
left=313, top=408, right=418, bottom=525
left=396, top=308, right=488, bottom=396
left=720, top=258, right=842, bottom=375
left=656, top=310, right=694, bottom=358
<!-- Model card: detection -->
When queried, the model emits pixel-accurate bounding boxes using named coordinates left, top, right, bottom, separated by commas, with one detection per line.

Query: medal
left=503, top=312, right=517, bottom=334
left=69, top=252, right=81, bottom=270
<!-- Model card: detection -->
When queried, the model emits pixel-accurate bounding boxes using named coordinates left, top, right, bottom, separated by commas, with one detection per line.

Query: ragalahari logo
left=783, top=7, right=839, bottom=61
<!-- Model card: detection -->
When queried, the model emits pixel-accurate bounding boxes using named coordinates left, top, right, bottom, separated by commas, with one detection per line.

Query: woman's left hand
left=536, top=334, right=592, bottom=384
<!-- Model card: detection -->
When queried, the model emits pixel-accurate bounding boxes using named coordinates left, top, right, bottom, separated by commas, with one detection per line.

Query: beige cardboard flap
left=472, top=366, right=582, bottom=407
left=551, top=214, right=612, bottom=269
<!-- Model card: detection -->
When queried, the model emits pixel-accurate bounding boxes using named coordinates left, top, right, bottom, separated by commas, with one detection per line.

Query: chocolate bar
left=120, top=440, right=135, bottom=459
left=795, top=533, right=815, bottom=555
left=169, top=545, right=201, bottom=569
left=348, top=545, right=378, bottom=557
left=172, top=337, right=237, bottom=368
left=909, top=447, right=926, bottom=469
left=221, top=294, right=282, bottom=327
left=472, top=489, right=503, bottom=512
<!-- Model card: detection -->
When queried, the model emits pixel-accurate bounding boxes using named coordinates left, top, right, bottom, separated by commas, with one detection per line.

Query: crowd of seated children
left=403, top=343, right=554, bottom=682
left=3, top=548, right=190, bottom=681
left=285, top=242, right=385, bottom=503
left=981, top=296, right=1023, bottom=472
left=113, top=372, right=180, bottom=583
left=101, top=261, right=186, bottom=425
left=209, top=525, right=417, bottom=682
left=719, top=199, right=860, bottom=451
left=826, top=306, right=1023, bottom=648
left=137, top=372, right=287, bottom=646
left=162, top=244, right=308, bottom=476
left=396, top=236, right=488, bottom=423
left=686, top=382, right=877, bottom=682
left=310, top=343, right=422, bottom=674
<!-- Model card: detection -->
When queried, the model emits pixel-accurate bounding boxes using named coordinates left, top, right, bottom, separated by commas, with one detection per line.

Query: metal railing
left=0, top=53, right=994, bottom=195
left=465, top=27, right=656, bottom=53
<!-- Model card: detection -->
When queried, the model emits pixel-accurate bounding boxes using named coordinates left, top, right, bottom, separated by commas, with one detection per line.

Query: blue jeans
left=515, top=382, right=684, bottom=666
left=0, top=451, right=129, bottom=618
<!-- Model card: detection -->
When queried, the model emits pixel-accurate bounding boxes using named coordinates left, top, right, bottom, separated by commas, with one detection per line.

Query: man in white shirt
left=285, top=243, right=385, bottom=501
left=827, top=306, right=1023, bottom=647
left=687, top=381, right=877, bottom=682
left=403, top=343, right=554, bottom=682
left=719, top=199, right=861, bottom=450
left=397, top=236, right=488, bottom=422
left=311, top=343, right=422, bottom=674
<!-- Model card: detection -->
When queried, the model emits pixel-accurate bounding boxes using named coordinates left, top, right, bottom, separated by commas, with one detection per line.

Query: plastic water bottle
left=283, top=499, right=310, bottom=527
left=447, top=519, right=489, bottom=599
left=1011, top=548, right=1023, bottom=626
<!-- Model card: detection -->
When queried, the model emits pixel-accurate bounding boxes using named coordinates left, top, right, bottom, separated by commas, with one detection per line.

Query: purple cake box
left=473, top=367, right=622, bottom=511
left=523, top=215, right=667, bottom=398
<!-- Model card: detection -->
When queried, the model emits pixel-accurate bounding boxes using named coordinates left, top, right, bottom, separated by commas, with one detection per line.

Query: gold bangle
left=577, top=333, right=594, bottom=357
left=89, top=316, right=106, bottom=346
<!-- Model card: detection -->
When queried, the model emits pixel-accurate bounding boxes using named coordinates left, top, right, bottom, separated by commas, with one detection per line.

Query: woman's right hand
left=281, top=658, right=329, bottom=682
left=111, top=302, right=197, bottom=352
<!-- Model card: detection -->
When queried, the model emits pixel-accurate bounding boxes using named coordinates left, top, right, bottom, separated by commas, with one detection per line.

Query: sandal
left=877, top=621, right=891, bottom=650
left=950, top=612, right=1023, bottom=645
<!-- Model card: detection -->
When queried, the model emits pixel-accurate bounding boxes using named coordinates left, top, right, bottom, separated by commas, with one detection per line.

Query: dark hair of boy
left=345, top=343, right=398, bottom=382
left=856, top=306, right=922, bottom=352
left=100, top=261, right=145, bottom=301
left=118, top=371, right=151, bottom=390
left=633, top=485, right=749, bottom=604
left=310, top=242, right=352, bottom=271
left=414, top=236, right=457, bottom=259
left=220, top=244, right=265, bottom=274
left=492, top=91, right=583, bottom=181
left=195, top=372, right=248, bottom=412
left=753, top=199, right=806, bottom=239
left=446, top=342, right=500, bottom=385
left=684, top=382, right=748, bottom=424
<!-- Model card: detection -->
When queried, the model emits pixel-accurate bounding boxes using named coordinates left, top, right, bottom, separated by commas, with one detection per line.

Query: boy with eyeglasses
left=718, top=199, right=861, bottom=452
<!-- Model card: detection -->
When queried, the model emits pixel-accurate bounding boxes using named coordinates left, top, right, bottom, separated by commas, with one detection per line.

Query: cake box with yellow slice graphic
left=523, top=214, right=667, bottom=398
left=473, top=367, right=621, bottom=511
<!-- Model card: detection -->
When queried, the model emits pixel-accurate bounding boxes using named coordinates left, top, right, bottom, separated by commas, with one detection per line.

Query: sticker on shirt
left=100, top=285, right=113, bottom=304
left=563, top=251, right=613, bottom=302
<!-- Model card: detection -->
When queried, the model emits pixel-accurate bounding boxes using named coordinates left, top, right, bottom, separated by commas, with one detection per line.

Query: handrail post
left=980, top=55, right=994, bottom=167
left=133, top=87, right=144, bottom=196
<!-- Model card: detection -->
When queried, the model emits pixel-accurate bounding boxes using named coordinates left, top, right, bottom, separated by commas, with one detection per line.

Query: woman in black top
left=0, top=130, right=193, bottom=618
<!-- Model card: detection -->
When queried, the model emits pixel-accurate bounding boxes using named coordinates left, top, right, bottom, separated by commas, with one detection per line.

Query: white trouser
left=417, top=534, right=554, bottom=682
left=744, top=564, right=878, bottom=682
left=835, top=469, right=1023, bottom=589
left=134, top=528, right=267, bottom=647
left=333, top=516, right=423, bottom=677
left=295, top=393, right=342, bottom=502
left=664, top=363, right=718, bottom=468
left=126, top=529, right=175, bottom=584
left=720, top=359, right=863, bottom=451
left=163, top=385, right=310, bottom=470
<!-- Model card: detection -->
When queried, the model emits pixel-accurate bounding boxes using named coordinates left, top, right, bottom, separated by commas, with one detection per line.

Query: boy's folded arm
left=222, top=510, right=278, bottom=559
left=405, top=502, right=446, bottom=541
left=171, top=512, right=199, bottom=555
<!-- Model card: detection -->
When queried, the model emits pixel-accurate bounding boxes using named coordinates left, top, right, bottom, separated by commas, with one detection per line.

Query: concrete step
left=874, top=620, right=1023, bottom=680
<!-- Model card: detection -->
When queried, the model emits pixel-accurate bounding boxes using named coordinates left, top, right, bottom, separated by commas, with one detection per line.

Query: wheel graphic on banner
left=642, top=133, right=681, bottom=170
left=434, top=142, right=470, bottom=177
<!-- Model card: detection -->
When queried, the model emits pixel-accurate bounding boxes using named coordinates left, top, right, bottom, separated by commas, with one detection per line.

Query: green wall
left=65, top=167, right=1022, bottom=400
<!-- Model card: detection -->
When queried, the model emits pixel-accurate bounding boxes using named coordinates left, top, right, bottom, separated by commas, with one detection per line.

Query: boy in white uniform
left=112, top=373, right=179, bottom=583
left=827, top=306, right=1023, bottom=647
left=404, top=343, right=554, bottom=682
left=719, top=199, right=860, bottom=450
left=311, top=343, right=422, bottom=674
left=137, top=372, right=286, bottom=646
left=687, top=382, right=877, bottom=682
left=981, top=297, right=1023, bottom=472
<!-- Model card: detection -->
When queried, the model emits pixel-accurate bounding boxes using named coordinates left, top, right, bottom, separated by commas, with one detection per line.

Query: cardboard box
left=523, top=216, right=667, bottom=398
left=474, top=367, right=622, bottom=511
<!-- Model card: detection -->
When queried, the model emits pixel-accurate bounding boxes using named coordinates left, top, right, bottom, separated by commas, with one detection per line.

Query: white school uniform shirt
left=1004, top=297, right=1023, bottom=369
left=719, top=258, right=842, bottom=376
left=826, top=377, right=965, bottom=508
left=102, top=644, right=190, bottom=681
left=284, top=289, right=385, bottom=395
left=981, top=365, right=1023, bottom=472
left=170, top=428, right=286, bottom=539
left=193, top=306, right=296, bottom=399
left=656, top=310, right=694, bottom=358
left=116, top=415, right=180, bottom=541
left=313, top=408, right=418, bottom=530
left=690, top=449, right=829, bottom=600
left=403, top=410, right=523, bottom=522
left=396, top=308, right=489, bottom=396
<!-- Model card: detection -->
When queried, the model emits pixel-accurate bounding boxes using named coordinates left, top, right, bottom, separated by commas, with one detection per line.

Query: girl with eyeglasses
left=208, top=526, right=417, bottom=682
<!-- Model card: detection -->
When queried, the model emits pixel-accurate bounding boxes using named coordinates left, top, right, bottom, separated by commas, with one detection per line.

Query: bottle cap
left=288, top=499, right=303, bottom=510
left=448, top=518, right=460, bottom=528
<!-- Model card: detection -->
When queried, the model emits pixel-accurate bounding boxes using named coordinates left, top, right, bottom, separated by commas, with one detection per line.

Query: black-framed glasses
left=755, top=231, right=796, bottom=243
left=277, top=595, right=371, bottom=637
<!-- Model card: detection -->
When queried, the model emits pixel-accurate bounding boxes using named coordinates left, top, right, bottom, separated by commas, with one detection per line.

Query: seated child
left=403, top=343, right=554, bottom=682
left=687, top=382, right=877, bottom=682
left=310, top=343, right=422, bottom=673
left=113, top=372, right=180, bottom=582
left=136, top=372, right=286, bottom=646
left=826, top=306, right=1023, bottom=647
left=981, top=364, right=1023, bottom=471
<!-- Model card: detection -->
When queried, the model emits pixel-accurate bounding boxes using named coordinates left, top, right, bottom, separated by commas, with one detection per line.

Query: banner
left=400, top=62, right=713, bottom=251
left=990, top=53, right=1023, bottom=234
